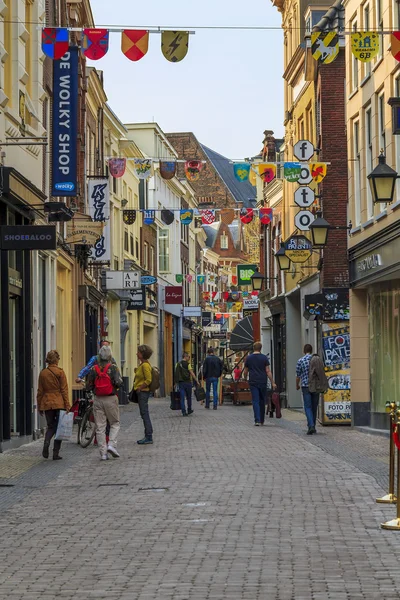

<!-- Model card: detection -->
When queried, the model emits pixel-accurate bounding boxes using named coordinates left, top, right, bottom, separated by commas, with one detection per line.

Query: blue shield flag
left=180, top=209, right=193, bottom=225
left=233, top=163, right=251, bottom=182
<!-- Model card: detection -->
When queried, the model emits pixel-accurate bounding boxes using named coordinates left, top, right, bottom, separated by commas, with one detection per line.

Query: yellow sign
left=66, top=216, right=104, bottom=245
left=311, top=32, right=339, bottom=64
left=285, top=249, right=312, bottom=263
left=351, top=32, right=379, bottom=62
left=321, top=322, right=351, bottom=425
left=310, top=162, right=327, bottom=184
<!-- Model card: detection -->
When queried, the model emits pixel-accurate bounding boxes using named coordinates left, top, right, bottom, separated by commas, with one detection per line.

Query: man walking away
left=244, top=342, right=277, bottom=426
left=202, top=348, right=223, bottom=410
left=175, top=352, right=199, bottom=416
left=296, top=344, right=321, bottom=435
left=86, top=345, right=123, bottom=460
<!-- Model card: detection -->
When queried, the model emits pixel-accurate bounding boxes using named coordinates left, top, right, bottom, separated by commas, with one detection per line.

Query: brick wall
left=318, top=51, right=349, bottom=288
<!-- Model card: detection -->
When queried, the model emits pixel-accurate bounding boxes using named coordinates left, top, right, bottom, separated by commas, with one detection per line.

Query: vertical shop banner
left=88, top=179, right=111, bottom=262
left=321, top=323, right=351, bottom=425
left=51, top=47, right=78, bottom=197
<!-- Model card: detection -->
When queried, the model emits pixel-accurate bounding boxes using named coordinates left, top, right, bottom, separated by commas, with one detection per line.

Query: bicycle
left=77, top=391, right=96, bottom=448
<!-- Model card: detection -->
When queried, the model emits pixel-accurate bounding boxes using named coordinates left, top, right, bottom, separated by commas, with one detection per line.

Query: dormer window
left=220, top=233, right=228, bottom=249
left=305, top=9, right=326, bottom=33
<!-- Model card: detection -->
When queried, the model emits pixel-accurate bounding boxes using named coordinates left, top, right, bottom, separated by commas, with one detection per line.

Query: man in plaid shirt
left=296, top=344, right=319, bottom=435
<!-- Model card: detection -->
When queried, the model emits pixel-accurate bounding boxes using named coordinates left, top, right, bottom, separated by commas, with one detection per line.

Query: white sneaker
left=107, top=444, right=120, bottom=458
left=100, top=454, right=108, bottom=461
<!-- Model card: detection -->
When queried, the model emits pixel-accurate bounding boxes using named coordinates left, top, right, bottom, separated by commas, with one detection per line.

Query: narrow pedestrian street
left=1, top=402, right=400, bottom=600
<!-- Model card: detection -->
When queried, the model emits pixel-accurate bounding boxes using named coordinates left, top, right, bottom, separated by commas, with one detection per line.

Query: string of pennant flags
left=122, top=207, right=275, bottom=226
left=109, top=158, right=204, bottom=181
left=311, top=31, right=400, bottom=64
left=42, top=27, right=191, bottom=63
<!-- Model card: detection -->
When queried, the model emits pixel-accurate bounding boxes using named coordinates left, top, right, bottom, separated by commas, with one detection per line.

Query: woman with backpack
left=133, top=345, right=155, bottom=445
left=37, top=350, right=71, bottom=460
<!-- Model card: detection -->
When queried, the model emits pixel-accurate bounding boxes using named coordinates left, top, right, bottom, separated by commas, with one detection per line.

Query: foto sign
left=294, top=210, right=315, bottom=231
left=0, top=225, right=57, bottom=250
left=237, top=264, right=257, bottom=286
left=294, top=186, right=315, bottom=208
left=51, top=47, right=78, bottom=196
left=285, top=235, right=313, bottom=263
left=104, top=271, right=141, bottom=290
left=293, top=140, right=314, bottom=161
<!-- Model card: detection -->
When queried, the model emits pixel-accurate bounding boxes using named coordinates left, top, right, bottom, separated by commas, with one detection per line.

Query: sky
left=89, top=0, right=284, bottom=159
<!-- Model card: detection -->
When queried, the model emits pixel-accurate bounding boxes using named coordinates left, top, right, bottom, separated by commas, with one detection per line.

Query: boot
left=42, top=441, right=50, bottom=459
left=53, top=445, right=63, bottom=460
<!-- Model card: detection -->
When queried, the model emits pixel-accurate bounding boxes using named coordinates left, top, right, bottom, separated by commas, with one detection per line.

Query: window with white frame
left=351, top=20, right=359, bottom=91
left=376, top=0, right=383, bottom=59
left=353, top=120, right=361, bottom=226
left=395, top=0, right=400, bottom=31
left=220, top=233, right=228, bottom=249
left=159, top=229, right=170, bottom=272
left=363, top=4, right=371, bottom=78
left=365, top=106, right=374, bottom=219
left=378, top=92, right=386, bottom=154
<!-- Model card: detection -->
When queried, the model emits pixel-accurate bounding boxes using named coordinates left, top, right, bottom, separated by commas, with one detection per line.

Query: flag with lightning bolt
left=161, top=31, right=189, bottom=63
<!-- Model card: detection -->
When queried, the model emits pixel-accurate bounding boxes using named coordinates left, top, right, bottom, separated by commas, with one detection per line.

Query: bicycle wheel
left=78, top=407, right=96, bottom=448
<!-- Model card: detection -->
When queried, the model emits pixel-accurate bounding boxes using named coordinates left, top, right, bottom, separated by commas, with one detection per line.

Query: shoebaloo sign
left=0, top=225, right=57, bottom=250
left=88, top=178, right=111, bottom=262
left=51, top=47, right=78, bottom=197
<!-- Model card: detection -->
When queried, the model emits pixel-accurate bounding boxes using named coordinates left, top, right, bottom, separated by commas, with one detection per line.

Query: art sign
left=51, top=47, right=78, bottom=197
left=321, top=323, right=351, bottom=424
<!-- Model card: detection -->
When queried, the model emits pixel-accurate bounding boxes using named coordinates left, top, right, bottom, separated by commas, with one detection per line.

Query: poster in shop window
left=320, top=323, right=351, bottom=425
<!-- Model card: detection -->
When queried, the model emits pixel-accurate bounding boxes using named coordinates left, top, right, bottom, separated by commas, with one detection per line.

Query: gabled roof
left=200, top=144, right=257, bottom=208
left=203, top=222, right=221, bottom=249
left=313, top=0, right=345, bottom=32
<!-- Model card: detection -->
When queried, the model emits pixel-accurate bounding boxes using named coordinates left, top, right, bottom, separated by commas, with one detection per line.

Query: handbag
left=271, top=391, right=282, bottom=419
left=54, top=410, right=74, bottom=441
left=194, top=386, right=206, bottom=402
left=129, top=388, right=138, bottom=404
left=170, top=390, right=181, bottom=410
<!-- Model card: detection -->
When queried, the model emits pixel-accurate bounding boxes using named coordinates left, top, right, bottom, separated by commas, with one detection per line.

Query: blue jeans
left=205, top=377, right=219, bottom=408
left=138, top=391, right=153, bottom=438
left=250, top=384, right=267, bottom=424
left=302, top=387, right=319, bottom=428
left=179, top=382, right=193, bottom=414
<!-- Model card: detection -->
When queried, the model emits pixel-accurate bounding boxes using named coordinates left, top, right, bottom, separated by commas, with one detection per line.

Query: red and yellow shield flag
left=82, top=29, right=109, bottom=60
left=122, top=30, right=149, bottom=62
left=391, top=32, right=400, bottom=62
left=240, top=208, right=254, bottom=224
left=258, top=163, right=276, bottom=183
left=161, top=31, right=189, bottom=63
left=310, top=162, right=327, bottom=184
left=185, top=160, right=203, bottom=182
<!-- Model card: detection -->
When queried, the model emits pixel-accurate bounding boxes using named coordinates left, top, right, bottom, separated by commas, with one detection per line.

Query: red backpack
left=93, top=363, right=113, bottom=396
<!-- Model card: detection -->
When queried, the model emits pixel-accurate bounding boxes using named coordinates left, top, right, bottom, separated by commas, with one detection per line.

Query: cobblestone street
left=1, top=400, right=400, bottom=600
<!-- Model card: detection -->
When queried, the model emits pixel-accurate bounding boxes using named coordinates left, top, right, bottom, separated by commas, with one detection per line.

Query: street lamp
left=250, top=270, right=265, bottom=291
left=367, top=153, right=398, bottom=204
left=310, top=212, right=330, bottom=248
left=276, top=243, right=291, bottom=271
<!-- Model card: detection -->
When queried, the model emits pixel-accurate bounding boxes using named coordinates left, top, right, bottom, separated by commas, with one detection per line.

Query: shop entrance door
left=9, top=297, right=20, bottom=436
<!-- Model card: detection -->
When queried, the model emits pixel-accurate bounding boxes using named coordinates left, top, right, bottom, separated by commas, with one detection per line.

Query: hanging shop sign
left=141, top=275, right=158, bottom=285
left=183, top=306, right=202, bottom=317
left=88, top=179, right=110, bottom=222
left=201, top=312, right=212, bottom=327
left=294, top=186, right=315, bottom=208
left=65, top=217, right=103, bottom=245
left=165, top=286, right=183, bottom=305
left=297, top=165, right=313, bottom=185
left=293, top=140, right=315, bottom=162
left=91, top=221, right=111, bottom=262
left=294, top=210, right=315, bottom=231
left=243, top=298, right=259, bottom=310
left=51, top=47, right=78, bottom=197
left=104, top=270, right=142, bottom=290
left=321, top=323, right=351, bottom=425
left=203, top=324, right=221, bottom=333
left=0, top=225, right=57, bottom=251
left=237, top=264, right=257, bottom=286
left=284, top=235, right=313, bottom=263
left=126, top=287, right=146, bottom=311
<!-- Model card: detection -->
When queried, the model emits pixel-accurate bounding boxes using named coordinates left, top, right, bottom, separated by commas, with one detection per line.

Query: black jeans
left=44, top=409, right=62, bottom=450
left=138, top=391, right=153, bottom=438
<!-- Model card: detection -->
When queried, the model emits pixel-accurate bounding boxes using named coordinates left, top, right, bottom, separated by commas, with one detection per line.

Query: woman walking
left=133, top=345, right=154, bottom=445
left=37, top=350, right=71, bottom=460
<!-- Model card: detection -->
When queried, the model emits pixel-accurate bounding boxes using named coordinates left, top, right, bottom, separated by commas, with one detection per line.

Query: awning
left=229, top=316, right=254, bottom=351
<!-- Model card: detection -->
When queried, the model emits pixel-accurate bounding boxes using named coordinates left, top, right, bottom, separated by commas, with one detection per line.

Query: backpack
left=309, top=354, right=329, bottom=394
left=147, top=363, right=160, bottom=393
left=93, top=363, right=113, bottom=396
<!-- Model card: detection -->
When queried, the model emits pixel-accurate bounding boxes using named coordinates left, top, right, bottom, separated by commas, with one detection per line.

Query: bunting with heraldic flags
left=258, top=163, right=276, bottom=183
left=121, top=30, right=149, bottom=61
left=161, top=31, right=189, bottom=63
left=122, top=210, right=136, bottom=225
left=180, top=209, right=193, bottom=225
left=161, top=210, right=174, bottom=225
left=391, top=32, right=400, bottom=61
left=240, top=208, right=253, bottom=224
left=134, top=159, right=152, bottom=180
left=42, top=28, right=69, bottom=59
left=82, top=29, right=109, bottom=60
left=143, top=210, right=155, bottom=225
left=259, top=207, right=273, bottom=225
left=159, top=161, right=177, bottom=180
left=311, top=32, right=339, bottom=64
left=197, top=275, right=205, bottom=285
left=350, top=32, right=379, bottom=62
left=108, top=158, right=126, bottom=178
left=185, top=160, right=203, bottom=182
left=201, top=210, right=216, bottom=225
left=176, top=274, right=183, bottom=283
left=233, top=163, right=251, bottom=182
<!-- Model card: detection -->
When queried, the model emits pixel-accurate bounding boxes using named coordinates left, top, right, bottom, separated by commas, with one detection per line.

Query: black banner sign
left=0, top=225, right=57, bottom=250
left=126, top=286, right=146, bottom=311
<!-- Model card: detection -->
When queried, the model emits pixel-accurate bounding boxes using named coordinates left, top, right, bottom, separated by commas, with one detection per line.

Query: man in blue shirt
left=76, top=341, right=116, bottom=382
left=244, top=342, right=277, bottom=426
left=296, top=344, right=318, bottom=435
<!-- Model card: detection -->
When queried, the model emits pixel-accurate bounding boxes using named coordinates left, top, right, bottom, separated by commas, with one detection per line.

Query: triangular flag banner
left=223, top=292, right=229, bottom=301
left=42, top=28, right=69, bottom=60
left=122, top=30, right=149, bottom=62
left=134, top=159, right=152, bottom=180
left=233, top=163, right=251, bottom=182
left=185, top=160, right=203, bottom=182
left=180, top=209, right=193, bottom=225
left=231, top=292, right=240, bottom=301
left=252, top=291, right=259, bottom=297
left=143, top=210, right=155, bottom=225
left=202, top=292, right=210, bottom=301
left=235, top=302, right=242, bottom=311
left=240, top=208, right=254, bottom=224
left=249, top=168, right=257, bottom=186
left=391, top=32, right=400, bottom=61
left=186, top=274, right=193, bottom=283
left=201, top=209, right=216, bottom=225
left=108, top=158, right=126, bottom=178
left=197, top=275, right=205, bottom=285
left=123, top=210, right=136, bottom=225
left=310, top=163, right=327, bottom=184
left=258, top=163, right=276, bottom=183
left=161, top=209, right=174, bottom=225
left=351, top=32, right=379, bottom=62
left=161, top=31, right=189, bottom=63
left=242, top=291, right=249, bottom=298
left=311, top=32, right=339, bottom=64
left=159, top=161, right=177, bottom=180
left=212, top=291, right=218, bottom=300
left=227, top=302, right=233, bottom=309
left=259, top=207, right=273, bottom=225
left=82, top=29, right=109, bottom=60
left=176, top=274, right=183, bottom=283
left=214, top=292, right=220, bottom=302
left=284, top=162, right=301, bottom=183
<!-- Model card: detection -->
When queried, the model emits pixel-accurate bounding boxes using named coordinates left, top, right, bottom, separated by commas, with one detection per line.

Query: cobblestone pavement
left=1, top=400, right=400, bottom=600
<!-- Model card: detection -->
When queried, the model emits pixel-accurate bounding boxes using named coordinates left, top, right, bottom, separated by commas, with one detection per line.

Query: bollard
left=381, top=411, right=400, bottom=530
left=376, top=402, right=397, bottom=504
